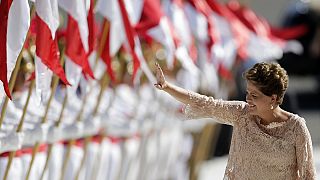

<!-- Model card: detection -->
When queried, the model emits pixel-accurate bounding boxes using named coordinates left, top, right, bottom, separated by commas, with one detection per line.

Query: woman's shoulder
left=288, top=113, right=310, bottom=135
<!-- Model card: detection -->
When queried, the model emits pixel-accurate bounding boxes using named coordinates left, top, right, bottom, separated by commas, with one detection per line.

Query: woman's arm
left=154, top=63, right=247, bottom=126
left=295, top=119, right=317, bottom=179
left=154, top=62, right=195, bottom=105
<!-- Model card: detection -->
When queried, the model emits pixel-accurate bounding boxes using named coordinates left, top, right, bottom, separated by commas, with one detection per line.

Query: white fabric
left=34, top=0, right=59, bottom=104
left=147, top=18, right=176, bottom=69
left=65, top=57, right=83, bottom=99
left=211, top=12, right=237, bottom=70
left=0, top=155, right=23, bottom=180
left=122, top=137, right=140, bottom=180
left=58, top=0, right=89, bottom=51
left=175, top=46, right=200, bottom=76
left=58, top=0, right=90, bottom=99
left=176, top=68, right=200, bottom=92
left=63, top=145, right=84, bottom=180
left=48, top=143, right=64, bottom=180
left=35, top=0, right=59, bottom=39
left=6, top=0, right=30, bottom=81
left=81, top=141, right=100, bottom=180
left=133, top=37, right=156, bottom=85
left=58, top=0, right=90, bottom=100
left=22, top=124, right=49, bottom=146
left=34, top=55, right=53, bottom=104
left=20, top=153, right=31, bottom=179
left=163, top=0, right=192, bottom=47
left=197, top=43, right=220, bottom=96
left=62, top=122, right=84, bottom=140
left=247, top=34, right=283, bottom=62
left=0, top=132, right=24, bottom=153
left=184, top=3, right=208, bottom=42
left=28, top=151, right=47, bottom=180
left=3, top=99, right=22, bottom=124
left=96, top=139, right=122, bottom=180
left=0, top=92, right=4, bottom=106
left=96, top=0, right=125, bottom=56
left=47, top=126, right=63, bottom=144
left=14, top=88, right=45, bottom=118
left=95, top=0, right=143, bottom=56
left=82, top=118, right=101, bottom=137
left=88, top=51, right=106, bottom=80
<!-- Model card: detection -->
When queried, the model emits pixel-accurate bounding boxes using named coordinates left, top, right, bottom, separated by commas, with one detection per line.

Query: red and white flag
left=96, top=0, right=155, bottom=84
left=206, top=0, right=249, bottom=60
left=118, top=0, right=155, bottom=84
left=0, top=0, right=30, bottom=99
left=162, top=0, right=199, bottom=75
left=227, top=1, right=305, bottom=55
left=95, top=0, right=143, bottom=82
left=58, top=0, right=94, bottom=98
left=135, top=0, right=176, bottom=69
left=34, top=0, right=70, bottom=103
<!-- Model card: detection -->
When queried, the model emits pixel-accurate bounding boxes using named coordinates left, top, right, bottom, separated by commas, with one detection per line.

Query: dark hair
left=244, top=62, right=289, bottom=104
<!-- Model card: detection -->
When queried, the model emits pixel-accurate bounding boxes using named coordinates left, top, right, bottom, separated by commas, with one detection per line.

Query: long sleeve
left=295, top=119, right=317, bottom=180
left=183, top=91, right=247, bottom=126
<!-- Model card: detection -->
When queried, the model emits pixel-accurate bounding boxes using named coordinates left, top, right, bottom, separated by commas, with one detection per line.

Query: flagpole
left=39, top=90, right=67, bottom=180
left=2, top=79, right=35, bottom=180
left=59, top=20, right=110, bottom=180
left=74, top=73, right=109, bottom=180
left=25, top=46, right=66, bottom=180
left=73, top=20, right=109, bottom=123
left=0, top=3, right=36, bottom=177
left=0, top=53, right=23, bottom=128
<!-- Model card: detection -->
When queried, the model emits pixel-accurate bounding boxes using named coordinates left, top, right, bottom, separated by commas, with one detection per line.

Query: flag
left=87, top=0, right=96, bottom=55
left=0, top=0, right=30, bottom=99
left=162, top=0, right=199, bottom=75
left=188, top=0, right=219, bottom=51
left=58, top=0, right=94, bottom=98
left=95, top=0, right=130, bottom=81
left=96, top=0, right=155, bottom=83
left=34, top=0, right=69, bottom=103
left=135, top=0, right=177, bottom=69
left=206, top=0, right=249, bottom=60
left=227, top=1, right=304, bottom=59
left=100, top=21, right=116, bottom=82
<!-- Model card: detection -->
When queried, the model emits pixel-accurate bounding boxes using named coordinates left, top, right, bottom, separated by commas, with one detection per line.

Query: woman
left=154, top=62, right=316, bottom=179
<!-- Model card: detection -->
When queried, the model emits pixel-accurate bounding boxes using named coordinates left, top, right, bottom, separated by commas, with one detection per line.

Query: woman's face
left=245, top=81, right=275, bottom=116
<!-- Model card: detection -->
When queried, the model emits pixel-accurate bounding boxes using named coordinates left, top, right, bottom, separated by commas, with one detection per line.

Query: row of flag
left=0, top=0, right=307, bottom=102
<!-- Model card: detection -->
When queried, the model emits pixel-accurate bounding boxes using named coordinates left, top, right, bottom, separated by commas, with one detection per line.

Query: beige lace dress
left=184, top=91, right=316, bottom=180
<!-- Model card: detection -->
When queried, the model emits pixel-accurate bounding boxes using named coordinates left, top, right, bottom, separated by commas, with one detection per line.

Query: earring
left=271, top=105, right=274, bottom=110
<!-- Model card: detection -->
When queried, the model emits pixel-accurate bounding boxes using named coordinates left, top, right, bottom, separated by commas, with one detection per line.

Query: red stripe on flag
left=65, top=15, right=94, bottom=79
left=271, top=25, right=308, bottom=40
left=118, top=0, right=140, bottom=79
left=87, top=0, right=96, bottom=54
left=189, top=0, right=219, bottom=48
left=135, top=0, right=162, bottom=35
left=0, top=0, right=14, bottom=99
left=100, top=28, right=116, bottom=82
left=35, top=14, right=70, bottom=85
left=206, top=0, right=249, bottom=60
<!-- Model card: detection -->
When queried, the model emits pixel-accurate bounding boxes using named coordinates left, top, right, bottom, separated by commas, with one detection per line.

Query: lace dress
left=184, top=91, right=316, bottom=180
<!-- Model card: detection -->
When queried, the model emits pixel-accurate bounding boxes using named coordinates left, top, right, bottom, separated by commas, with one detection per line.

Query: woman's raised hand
left=154, top=62, right=167, bottom=90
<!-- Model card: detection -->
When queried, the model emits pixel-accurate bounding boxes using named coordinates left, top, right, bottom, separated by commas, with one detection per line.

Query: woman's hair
left=244, top=62, right=289, bottom=105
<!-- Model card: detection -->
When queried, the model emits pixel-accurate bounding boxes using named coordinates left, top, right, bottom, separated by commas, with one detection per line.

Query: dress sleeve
left=295, top=119, right=317, bottom=180
left=183, top=91, right=247, bottom=126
